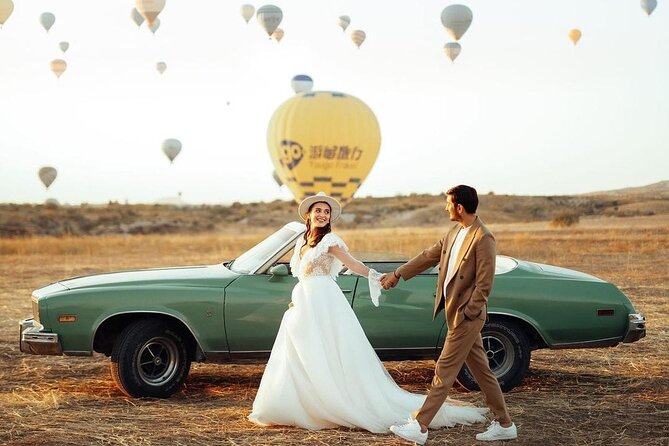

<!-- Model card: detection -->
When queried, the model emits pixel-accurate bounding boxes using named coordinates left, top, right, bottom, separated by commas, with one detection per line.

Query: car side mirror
left=269, top=264, right=289, bottom=277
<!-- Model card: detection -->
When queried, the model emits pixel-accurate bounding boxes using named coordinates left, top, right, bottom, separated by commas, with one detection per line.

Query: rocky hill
left=584, top=180, right=669, bottom=197
left=2, top=185, right=668, bottom=237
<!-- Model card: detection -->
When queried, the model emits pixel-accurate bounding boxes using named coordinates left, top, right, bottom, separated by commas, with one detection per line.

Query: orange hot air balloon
left=351, top=30, right=366, bottom=48
left=0, top=0, right=14, bottom=27
left=50, top=59, right=67, bottom=78
left=135, top=0, right=165, bottom=26
left=568, top=28, right=581, bottom=45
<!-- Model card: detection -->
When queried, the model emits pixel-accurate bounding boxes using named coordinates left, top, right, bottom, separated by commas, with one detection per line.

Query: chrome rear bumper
left=19, top=319, right=62, bottom=355
left=623, top=313, right=646, bottom=343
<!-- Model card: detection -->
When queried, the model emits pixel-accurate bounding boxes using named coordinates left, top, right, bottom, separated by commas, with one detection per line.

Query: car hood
left=57, top=264, right=238, bottom=291
left=514, top=259, right=604, bottom=282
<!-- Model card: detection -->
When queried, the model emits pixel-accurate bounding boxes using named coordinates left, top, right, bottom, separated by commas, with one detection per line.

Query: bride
left=248, top=192, right=487, bottom=433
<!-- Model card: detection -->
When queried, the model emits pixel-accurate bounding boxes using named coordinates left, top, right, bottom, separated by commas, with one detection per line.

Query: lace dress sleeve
left=312, top=233, right=348, bottom=256
left=367, top=269, right=382, bottom=307
left=322, top=233, right=382, bottom=307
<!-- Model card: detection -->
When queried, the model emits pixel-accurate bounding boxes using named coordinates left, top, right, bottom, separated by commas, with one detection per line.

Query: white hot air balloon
left=40, top=12, right=55, bottom=32
left=272, top=27, right=284, bottom=42
left=156, top=61, right=167, bottom=74
left=162, top=139, right=182, bottom=164
left=59, top=41, right=69, bottom=54
left=256, top=4, right=282, bottom=36
left=0, top=0, right=14, bottom=27
left=240, top=4, right=255, bottom=23
left=148, top=17, right=160, bottom=34
left=351, top=29, right=366, bottom=48
left=338, top=15, right=350, bottom=32
left=135, top=0, right=165, bottom=26
left=291, top=74, right=313, bottom=94
left=38, top=166, right=58, bottom=189
left=641, top=0, right=657, bottom=16
left=131, top=7, right=145, bottom=27
left=440, top=4, right=473, bottom=41
left=444, top=42, right=461, bottom=62
left=50, top=59, right=67, bottom=79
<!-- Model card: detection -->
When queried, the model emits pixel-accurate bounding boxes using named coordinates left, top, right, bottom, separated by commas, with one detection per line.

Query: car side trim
left=63, top=351, right=93, bottom=356
left=205, top=347, right=438, bottom=363
left=92, top=310, right=205, bottom=355
left=550, top=336, right=622, bottom=349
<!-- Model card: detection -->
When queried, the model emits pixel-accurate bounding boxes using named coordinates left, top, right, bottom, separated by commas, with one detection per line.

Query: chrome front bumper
left=623, top=313, right=646, bottom=343
left=19, top=318, right=63, bottom=355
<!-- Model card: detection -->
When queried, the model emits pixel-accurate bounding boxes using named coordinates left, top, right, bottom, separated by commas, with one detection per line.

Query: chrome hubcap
left=482, top=333, right=514, bottom=378
left=137, top=336, right=179, bottom=386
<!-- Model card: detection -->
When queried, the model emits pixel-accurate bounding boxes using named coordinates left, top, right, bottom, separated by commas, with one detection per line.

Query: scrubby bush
left=550, top=211, right=580, bottom=228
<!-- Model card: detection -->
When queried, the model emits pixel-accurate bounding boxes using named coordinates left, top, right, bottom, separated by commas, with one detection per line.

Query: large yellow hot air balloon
left=568, top=28, right=581, bottom=45
left=0, top=0, right=14, bottom=27
left=135, top=0, right=165, bottom=26
left=267, top=91, right=381, bottom=205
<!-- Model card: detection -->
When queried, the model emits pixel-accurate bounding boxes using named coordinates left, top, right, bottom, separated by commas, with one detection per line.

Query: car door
left=352, top=262, right=444, bottom=359
left=223, top=267, right=359, bottom=354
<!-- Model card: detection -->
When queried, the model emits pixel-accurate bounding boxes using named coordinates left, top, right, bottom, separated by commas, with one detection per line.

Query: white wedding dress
left=248, top=233, right=487, bottom=433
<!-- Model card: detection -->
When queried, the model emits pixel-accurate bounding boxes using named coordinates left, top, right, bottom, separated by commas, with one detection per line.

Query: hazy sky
left=1, top=0, right=667, bottom=205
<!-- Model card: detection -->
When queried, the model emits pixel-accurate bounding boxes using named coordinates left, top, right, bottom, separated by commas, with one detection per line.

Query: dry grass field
left=1, top=215, right=667, bottom=445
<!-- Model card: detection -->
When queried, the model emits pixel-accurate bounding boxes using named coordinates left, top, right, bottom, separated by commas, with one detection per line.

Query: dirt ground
left=1, top=215, right=667, bottom=445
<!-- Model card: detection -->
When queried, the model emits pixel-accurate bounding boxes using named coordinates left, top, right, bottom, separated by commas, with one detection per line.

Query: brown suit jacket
left=396, top=216, right=496, bottom=329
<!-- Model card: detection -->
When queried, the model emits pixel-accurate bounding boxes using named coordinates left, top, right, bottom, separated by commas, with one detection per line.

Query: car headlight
left=628, top=313, right=645, bottom=323
left=31, top=297, right=40, bottom=324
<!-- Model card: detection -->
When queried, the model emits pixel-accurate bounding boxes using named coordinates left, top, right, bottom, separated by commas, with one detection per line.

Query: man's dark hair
left=447, top=185, right=479, bottom=214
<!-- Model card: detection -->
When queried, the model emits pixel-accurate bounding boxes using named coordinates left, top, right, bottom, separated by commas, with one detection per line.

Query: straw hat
left=298, top=192, right=342, bottom=223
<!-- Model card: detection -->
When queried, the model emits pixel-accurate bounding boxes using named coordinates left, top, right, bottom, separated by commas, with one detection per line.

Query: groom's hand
left=381, top=272, right=400, bottom=289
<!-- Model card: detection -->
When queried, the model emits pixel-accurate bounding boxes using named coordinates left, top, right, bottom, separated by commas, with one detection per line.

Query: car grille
left=32, top=298, right=40, bottom=324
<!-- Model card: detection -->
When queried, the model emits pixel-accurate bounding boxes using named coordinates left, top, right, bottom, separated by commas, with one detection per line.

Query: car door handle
left=341, top=289, right=353, bottom=293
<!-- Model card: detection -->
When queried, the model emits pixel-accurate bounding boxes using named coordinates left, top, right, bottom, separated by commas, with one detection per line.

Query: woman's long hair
left=303, top=202, right=332, bottom=248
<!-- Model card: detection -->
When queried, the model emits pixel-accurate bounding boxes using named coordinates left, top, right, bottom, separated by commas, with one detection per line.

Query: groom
left=381, top=185, right=517, bottom=443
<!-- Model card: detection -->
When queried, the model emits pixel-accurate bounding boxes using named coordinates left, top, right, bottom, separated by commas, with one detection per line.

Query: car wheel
left=110, top=319, right=191, bottom=398
left=456, top=320, right=530, bottom=393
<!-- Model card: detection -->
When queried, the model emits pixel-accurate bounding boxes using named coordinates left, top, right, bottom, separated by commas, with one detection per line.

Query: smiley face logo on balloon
left=279, top=140, right=304, bottom=170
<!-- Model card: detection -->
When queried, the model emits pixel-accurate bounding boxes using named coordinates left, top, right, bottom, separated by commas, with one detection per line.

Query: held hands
left=380, top=270, right=401, bottom=290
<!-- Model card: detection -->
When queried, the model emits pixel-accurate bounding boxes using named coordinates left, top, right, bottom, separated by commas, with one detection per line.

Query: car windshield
left=228, top=223, right=305, bottom=274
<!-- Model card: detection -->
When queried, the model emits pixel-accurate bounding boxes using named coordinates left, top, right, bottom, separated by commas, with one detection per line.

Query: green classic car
left=19, top=222, right=646, bottom=398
